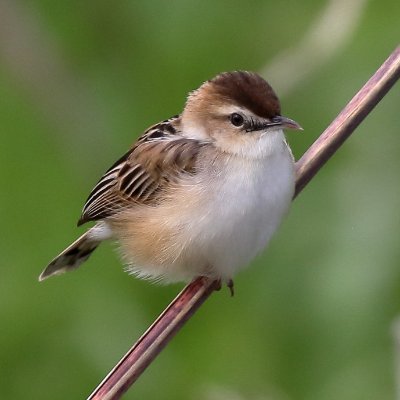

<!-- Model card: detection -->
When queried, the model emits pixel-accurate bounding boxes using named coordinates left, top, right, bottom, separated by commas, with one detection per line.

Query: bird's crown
left=186, top=71, right=281, bottom=119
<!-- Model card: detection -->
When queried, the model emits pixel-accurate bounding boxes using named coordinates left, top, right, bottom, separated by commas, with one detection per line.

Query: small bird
left=39, top=71, right=301, bottom=292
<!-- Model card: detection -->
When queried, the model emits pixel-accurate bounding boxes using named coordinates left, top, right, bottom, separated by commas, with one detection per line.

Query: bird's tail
left=39, top=228, right=102, bottom=281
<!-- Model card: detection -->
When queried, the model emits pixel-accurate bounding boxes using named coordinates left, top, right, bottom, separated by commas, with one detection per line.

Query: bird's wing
left=78, top=116, right=207, bottom=225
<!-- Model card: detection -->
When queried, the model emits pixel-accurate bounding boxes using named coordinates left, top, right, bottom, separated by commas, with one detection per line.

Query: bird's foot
left=213, top=278, right=234, bottom=296
left=227, top=279, right=234, bottom=297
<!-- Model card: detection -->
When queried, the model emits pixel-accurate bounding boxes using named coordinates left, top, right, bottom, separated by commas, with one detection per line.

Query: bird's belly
left=114, top=151, right=294, bottom=283
left=189, top=155, right=295, bottom=279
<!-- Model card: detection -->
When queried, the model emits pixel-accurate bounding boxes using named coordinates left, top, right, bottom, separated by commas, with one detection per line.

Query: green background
left=1, top=1, right=399, bottom=399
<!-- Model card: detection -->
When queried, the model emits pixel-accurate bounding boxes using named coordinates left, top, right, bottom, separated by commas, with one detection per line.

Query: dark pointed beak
left=271, top=115, right=303, bottom=131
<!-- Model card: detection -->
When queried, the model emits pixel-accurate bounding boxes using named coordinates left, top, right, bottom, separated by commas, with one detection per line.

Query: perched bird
left=39, top=71, right=301, bottom=292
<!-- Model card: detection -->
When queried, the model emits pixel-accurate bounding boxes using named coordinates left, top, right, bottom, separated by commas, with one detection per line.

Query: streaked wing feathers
left=78, top=119, right=206, bottom=225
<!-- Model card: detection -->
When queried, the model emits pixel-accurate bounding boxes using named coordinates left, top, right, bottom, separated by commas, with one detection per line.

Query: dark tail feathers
left=39, top=230, right=101, bottom=281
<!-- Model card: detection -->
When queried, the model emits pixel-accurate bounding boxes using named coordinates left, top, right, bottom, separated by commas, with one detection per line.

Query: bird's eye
left=230, top=113, right=244, bottom=127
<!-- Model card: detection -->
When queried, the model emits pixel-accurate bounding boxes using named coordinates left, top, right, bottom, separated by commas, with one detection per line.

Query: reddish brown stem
left=87, top=46, right=400, bottom=400
left=295, top=46, right=400, bottom=196
left=88, top=278, right=220, bottom=400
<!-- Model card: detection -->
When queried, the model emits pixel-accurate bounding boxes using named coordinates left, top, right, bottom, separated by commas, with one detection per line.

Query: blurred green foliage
left=0, top=1, right=399, bottom=399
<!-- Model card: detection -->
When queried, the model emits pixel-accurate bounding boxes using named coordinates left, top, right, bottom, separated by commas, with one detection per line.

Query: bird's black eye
left=230, top=113, right=244, bottom=127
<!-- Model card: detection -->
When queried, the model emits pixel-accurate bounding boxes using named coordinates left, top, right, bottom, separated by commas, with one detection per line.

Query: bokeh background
left=1, top=1, right=399, bottom=399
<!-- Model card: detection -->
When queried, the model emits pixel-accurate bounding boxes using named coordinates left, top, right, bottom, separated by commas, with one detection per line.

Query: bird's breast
left=186, top=145, right=295, bottom=278
left=112, top=141, right=295, bottom=282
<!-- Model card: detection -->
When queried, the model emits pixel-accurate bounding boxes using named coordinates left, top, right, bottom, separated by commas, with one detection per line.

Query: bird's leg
left=227, top=279, right=234, bottom=297
left=214, top=279, right=222, bottom=291
left=199, top=272, right=232, bottom=296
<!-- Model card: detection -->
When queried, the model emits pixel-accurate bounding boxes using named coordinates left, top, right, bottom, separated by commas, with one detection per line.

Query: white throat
left=217, top=129, right=290, bottom=160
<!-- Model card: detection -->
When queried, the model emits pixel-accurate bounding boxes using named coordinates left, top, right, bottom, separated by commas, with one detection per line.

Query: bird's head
left=181, top=71, right=301, bottom=158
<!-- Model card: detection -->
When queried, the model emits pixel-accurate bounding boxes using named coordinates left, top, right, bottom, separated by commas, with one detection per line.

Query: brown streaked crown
left=209, top=71, right=281, bottom=118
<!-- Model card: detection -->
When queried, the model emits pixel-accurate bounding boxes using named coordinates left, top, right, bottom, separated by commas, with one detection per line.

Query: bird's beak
left=272, top=116, right=303, bottom=131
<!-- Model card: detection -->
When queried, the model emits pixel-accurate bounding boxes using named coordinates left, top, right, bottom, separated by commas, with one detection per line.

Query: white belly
left=189, top=148, right=295, bottom=280
left=115, top=135, right=295, bottom=283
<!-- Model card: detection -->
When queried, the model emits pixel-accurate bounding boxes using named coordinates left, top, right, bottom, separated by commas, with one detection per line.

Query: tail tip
left=38, top=270, right=48, bottom=282
left=38, top=263, right=69, bottom=282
